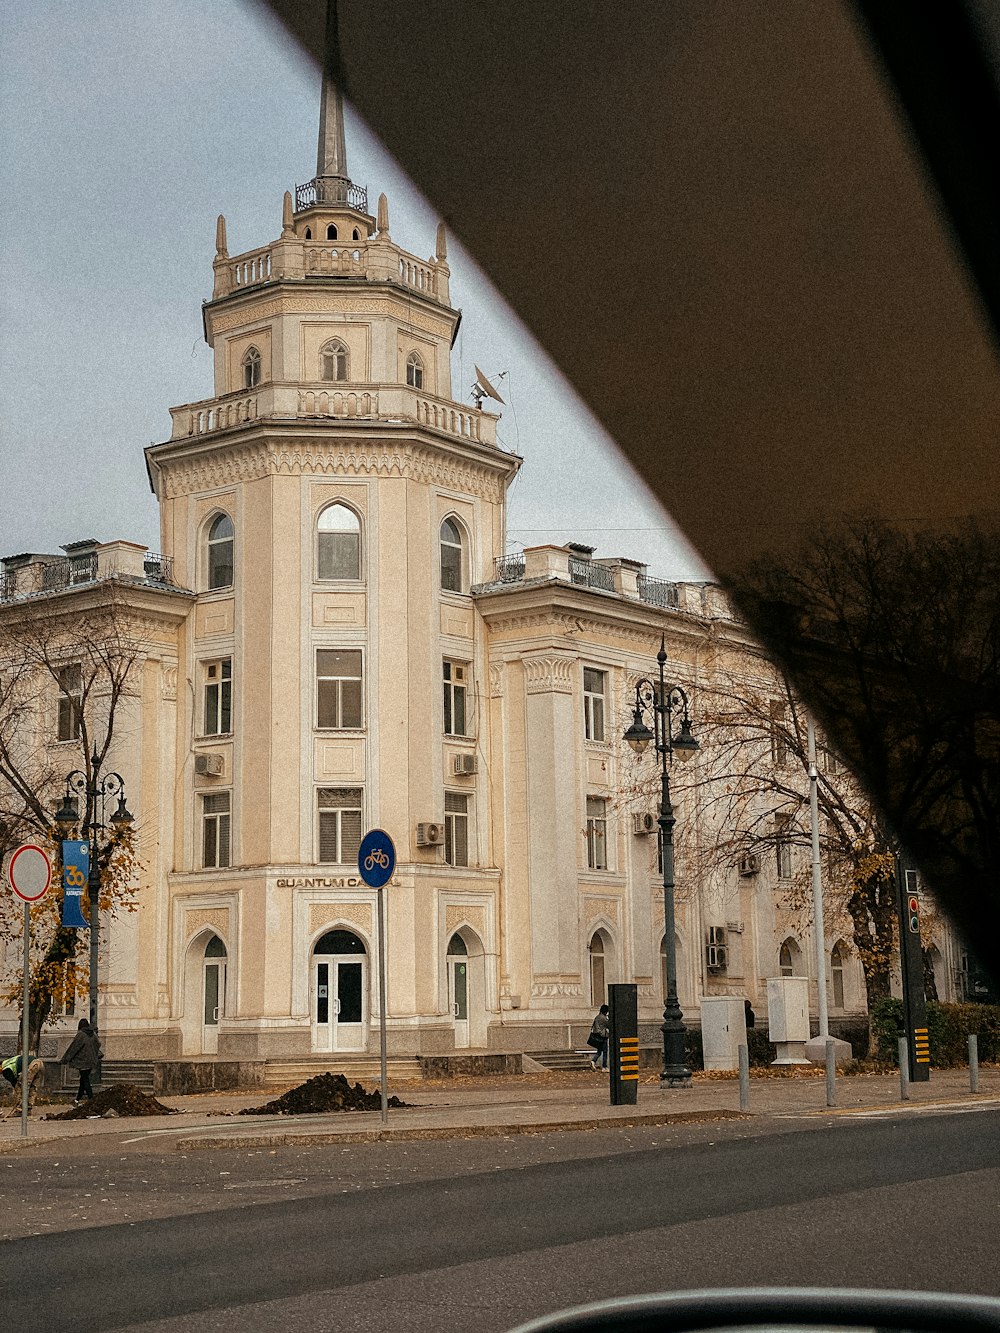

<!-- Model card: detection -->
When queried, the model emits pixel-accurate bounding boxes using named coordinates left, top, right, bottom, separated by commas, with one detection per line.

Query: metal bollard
left=738, top=1043, right=750, bottom=1112
left=898, top=1036, right=910, bottom=1101
left=969, top=1034, right=979, bottom=1094
left=825, top=1039, right=837, bottom=1108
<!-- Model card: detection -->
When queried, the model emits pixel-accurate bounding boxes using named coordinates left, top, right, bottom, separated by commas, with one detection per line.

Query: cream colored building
left=1, top=77, right=962, bottom=1066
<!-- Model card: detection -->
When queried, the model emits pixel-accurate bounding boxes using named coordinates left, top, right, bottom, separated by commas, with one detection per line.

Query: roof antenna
left=471, top=366, right=505, bottom=409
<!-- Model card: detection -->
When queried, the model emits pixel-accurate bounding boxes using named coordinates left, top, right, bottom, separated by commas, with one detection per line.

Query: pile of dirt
left=240, top=1072, right=408, bottom=1116
left=45, top=1083, right=179, bottom=1120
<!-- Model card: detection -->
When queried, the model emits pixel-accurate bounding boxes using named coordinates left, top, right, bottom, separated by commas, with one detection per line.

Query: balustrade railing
left=230, top=247, right=272, bottom=289
left=143, top=553, right=174, bottom=584
left=295, top=177, right=369, bottom=213
left=298, top=388, right=378, bottom=419
left=399, top=256, right=436, bottom=295
left=637, top=574, right=680, bottom=608
left=570, top=558, right=615, bottom=592
left=493, top=554, right=526, bottom=584
left=304, top=245, right=367, bottom=278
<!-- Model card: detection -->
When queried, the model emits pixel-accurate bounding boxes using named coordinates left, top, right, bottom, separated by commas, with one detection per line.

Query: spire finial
left=215, top=214, right=228, bottom=258
left=377, top=193, right=390, bottom=237
left=282, top=191, right=294, bottom=237
left=435, top=222, right=447, bottom=262
left=317, top=0, right=349, bottom=182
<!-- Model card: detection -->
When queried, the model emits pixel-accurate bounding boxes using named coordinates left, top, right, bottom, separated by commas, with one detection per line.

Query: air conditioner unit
left=416, top=821, right=444, bottom=846
left=194, top=753, right=224, bottom=777
left=632, top=811, right=657, bottom=835
left=738, top=853, right=761, bottom=877
left=708, top=925, right=728, bottom=948
left=452, top=754, right=478, bottom=776
left=706, top=944, right=728, bottom=972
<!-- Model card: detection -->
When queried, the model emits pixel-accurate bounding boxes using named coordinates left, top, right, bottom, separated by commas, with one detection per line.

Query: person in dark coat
left=589, top=1003, right=610, bottom=1070
left=60, top=1019, right=101, bottom=1104
left=744, top=998, right=756, bottom=1030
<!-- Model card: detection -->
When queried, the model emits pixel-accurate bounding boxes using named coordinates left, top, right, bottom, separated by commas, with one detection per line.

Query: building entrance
left=202, top=935, right=227, bottom=1055
left=312, top=929, right=367, bottom=1052
left=447, top=933, right=469, bottom=1047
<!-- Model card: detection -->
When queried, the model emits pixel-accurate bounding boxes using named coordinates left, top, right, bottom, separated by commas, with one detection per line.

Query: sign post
left=6, top=844, right=52, bottom=1138
left=358, top=829, right=396, bottom=1126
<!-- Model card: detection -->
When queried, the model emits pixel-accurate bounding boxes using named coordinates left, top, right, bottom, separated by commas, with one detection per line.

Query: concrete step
left=262, top=1056, right=423, bottom=1088
left=99, top=1060, right=156, bottom=1093
left=529, top=1050, right=598, bottom=1072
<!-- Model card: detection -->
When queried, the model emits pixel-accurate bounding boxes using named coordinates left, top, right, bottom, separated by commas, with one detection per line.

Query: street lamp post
left=623, top=636, right=699, bottom=1087
left=54, top=751, right=133, bottom=1068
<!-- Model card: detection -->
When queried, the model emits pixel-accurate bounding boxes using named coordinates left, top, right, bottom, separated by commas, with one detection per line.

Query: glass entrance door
left=312, top=954, right=366, bottom=1051
left=447, top=933, right=469, bottom=1048
left=202, top=935, right=227, bottom=1055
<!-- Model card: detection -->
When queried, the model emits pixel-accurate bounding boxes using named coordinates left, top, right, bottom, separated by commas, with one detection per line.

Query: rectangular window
left=444, top=792, right=469, bottom=866
left=769, top=699, right=787, bottom=766
left=775, top=814, right=793, bottom=879
left=56, top=664, right=82, bottom=742
left=583, top=667, right=606, bottom=742
left=586, top=796, right=608, bottom=870
left=202, top=792, right=231, bottom=869
left=443, top=661, right=468, bottom=737
left=316, top=650, right=363, bottom=729
left=318, top=787, right=363, bottom=864
left=203, top=658, right=232, bottom=736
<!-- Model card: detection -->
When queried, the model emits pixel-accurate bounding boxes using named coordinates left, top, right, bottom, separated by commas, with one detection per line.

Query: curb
left=174, top=1107, right=748, bottom=1151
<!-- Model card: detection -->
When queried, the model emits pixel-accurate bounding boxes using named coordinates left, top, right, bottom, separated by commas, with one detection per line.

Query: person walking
left=588, top=1003, right=610, bottom=1070
left=60, top=1019, right=101, bottom=1104
left=1, top=1053, right=46, bottom=1118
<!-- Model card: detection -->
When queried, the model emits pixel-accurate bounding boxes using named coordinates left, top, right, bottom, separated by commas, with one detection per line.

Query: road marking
left=781, top=1096, right=1000, bottom=1121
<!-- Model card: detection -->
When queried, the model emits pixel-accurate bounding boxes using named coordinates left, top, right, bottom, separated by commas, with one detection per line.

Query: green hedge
left=870, top=997, right=1000, bottom=1066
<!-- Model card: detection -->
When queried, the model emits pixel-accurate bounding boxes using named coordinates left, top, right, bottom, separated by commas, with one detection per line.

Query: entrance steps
left=99, top=1060, right=157, bottom=1093
left=528, top=1049, right=597, bottom=1072
left=263, top=1056, right=423, bottom=1088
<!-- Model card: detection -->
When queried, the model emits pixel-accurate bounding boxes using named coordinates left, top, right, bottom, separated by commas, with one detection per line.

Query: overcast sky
left=0, top=0, right=708, bottom=580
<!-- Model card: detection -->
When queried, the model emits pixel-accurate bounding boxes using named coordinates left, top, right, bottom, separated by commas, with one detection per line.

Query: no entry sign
left=6, top=843, right=52, bottom=902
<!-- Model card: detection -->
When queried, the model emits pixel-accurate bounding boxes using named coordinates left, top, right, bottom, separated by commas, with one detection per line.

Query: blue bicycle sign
left=357, top=829, right=396, bottom=887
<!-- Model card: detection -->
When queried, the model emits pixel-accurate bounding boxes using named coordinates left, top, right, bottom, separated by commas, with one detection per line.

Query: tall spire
left=316, top=0, right=348, bottom=183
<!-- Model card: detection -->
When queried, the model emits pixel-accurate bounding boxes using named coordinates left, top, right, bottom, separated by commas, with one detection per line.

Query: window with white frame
left=440, top=518, right=464, bottom=593
left=583, top=667, right=606, bottom=741
left=202, top=659, right=232, bottom=736
left=317, top=504, right=361, bottom=580
left=443, top=661, right=468, bottom=736
left=779, top=940, right=796, bottom=977
left=202, top=792, right=231, bottom=869
left=320, top=339, right=349, bottom=382
left=242, top=345, right=261, bottom=389
left=56, top=663, right=82, bottom=742
left=317, top=787, right=363, bottom=864
left=316, top=650, right=363, bottom=729
left=769, top=699, right=787, bottom=766
left=207, top=514, right=234, bottom=591
left=444, top=792, right=469, bottom=866
left=775, top=813, right=793, bottom=879
left=586, top=796, right=608, bottom=870
left=405, top=351, right=424, bottom=388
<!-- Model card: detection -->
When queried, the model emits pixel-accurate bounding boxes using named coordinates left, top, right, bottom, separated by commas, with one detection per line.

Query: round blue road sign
left=358, top=828, right=396, bottom=887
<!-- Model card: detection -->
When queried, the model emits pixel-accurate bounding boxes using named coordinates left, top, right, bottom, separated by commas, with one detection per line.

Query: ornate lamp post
left=54, top=751, right=133, bottom=1059
left=623, top=636, right=699, bottom=1087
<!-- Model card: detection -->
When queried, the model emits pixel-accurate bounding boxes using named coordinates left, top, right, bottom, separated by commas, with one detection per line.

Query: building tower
left=145, top=57, right=520, bottom=1059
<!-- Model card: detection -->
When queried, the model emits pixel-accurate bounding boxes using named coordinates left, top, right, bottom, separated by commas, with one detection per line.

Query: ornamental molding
left=488, top=662, right=504, bottom=698
left=159, top=441, right=503, bottom=504
left=585, top=897, right=620, bottom=925
left=211, top=295, right=451, bottom=339
left=310, top=901, right=372, bottom=938
left=101, top=989, right=140, bottom=1008
left=161, top=664, right=178, bottom=700
left=530, top=981, right=585, bottom=998
left=445, top=903, right=487, bottom=940
left=185, top=907, right=229, bottom=941
left=523, top=654, right=575, bottom=695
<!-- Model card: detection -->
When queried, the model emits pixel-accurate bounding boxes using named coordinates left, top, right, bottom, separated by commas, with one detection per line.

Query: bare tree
left=0, top=590, right=141, bottom=1048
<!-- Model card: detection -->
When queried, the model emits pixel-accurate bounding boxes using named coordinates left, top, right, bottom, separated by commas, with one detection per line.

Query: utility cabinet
left=766, top=976, right=810, bottom=1065
left=700, top=996, right=748, bottom=1070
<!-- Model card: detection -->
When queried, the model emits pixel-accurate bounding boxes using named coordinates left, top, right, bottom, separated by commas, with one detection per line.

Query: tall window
left=586, top=796, right=608, bottom=870
left=326, top=224, right=338, bottom=240
left=203, top=659, right=232, bottom=736
left=406, top=351, right=424, bottom=388
left=779, top=940, right=795, bottom=977
left=444, top=792, right=469, bottom=866
left=321, top=340, right=349, bottom=382
left=318, top=787, right=363, bottom=864
left=317, top=504, right=361, bottom=580
left=831, top=942, right=846, bottom=1008
left=443, top=661, right=468, bottom=736
left=316, top=650, right=363, bottom=729
left=583, top=667, right=606, bottom=741
left=242, top=346, right=261, bottom=389
left=56, top=663, right=82, bottom=742
left=775, top=813, right=793, bottom=879
left=207, top=514, right=234, bottom=590
left=589, top=933, right=606, bottom=1005
left=769, top=699, right=787, bottom=766
left=202, top=792, right=231, bottom=869
left=440, top=518, right=464, bottom=593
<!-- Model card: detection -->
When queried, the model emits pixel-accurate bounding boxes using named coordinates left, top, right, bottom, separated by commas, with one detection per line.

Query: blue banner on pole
left=61, top=841, right=89, bottom=928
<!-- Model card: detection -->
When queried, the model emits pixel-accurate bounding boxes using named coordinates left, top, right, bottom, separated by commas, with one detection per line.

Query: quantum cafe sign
left=275, top=875, right=402, bottom=889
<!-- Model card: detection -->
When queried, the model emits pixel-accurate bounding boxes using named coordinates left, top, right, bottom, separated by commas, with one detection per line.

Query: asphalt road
left=1, top=1106, right=997, bottom=1332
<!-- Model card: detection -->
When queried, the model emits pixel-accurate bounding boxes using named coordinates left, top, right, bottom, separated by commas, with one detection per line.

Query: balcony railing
left=493, top=554, right=526, bottom=584
left=143, top=553, right=174, bottom=584
left=570, top=558, right=615, bottom=592
left=637, top=574, right=680, bottom=609
left=1, top=552, right=176, bottom=603
left=295, top=177, right=369, bottom=213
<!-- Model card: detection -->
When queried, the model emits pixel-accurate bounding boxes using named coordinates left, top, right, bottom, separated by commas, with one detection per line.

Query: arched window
left=779, top=939, right=797, bottom=977
left=204, top=934, right=227, bottom=959
left=314, top=928, right=366, bottom=955
left=831, top=941, right=847, bottom=1008
left=406, top=351, right=424, bottom=389
left=242, top=346, right=261, bottom=389
left=352, top=228, right=360, bottom=241
left=207, top=513, right=234, bottom=590
left=326, top=223, right=338, bottom=240
left=321, top=340, right=349, bottom=383
left=440, top=517, right=464, bottom=593
left=317, top=503, right=361, bottom=581
left=304, top=227, right=312, bottom=240
left=588, top=933, right=606, bottom=1006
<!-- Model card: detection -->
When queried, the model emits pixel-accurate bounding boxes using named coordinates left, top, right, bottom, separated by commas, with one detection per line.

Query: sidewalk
left=1, top=1066, right=996, bottom=1154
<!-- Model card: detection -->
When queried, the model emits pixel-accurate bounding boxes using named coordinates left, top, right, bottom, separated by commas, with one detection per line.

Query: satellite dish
left=471, top=365, right=505, bottom=408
